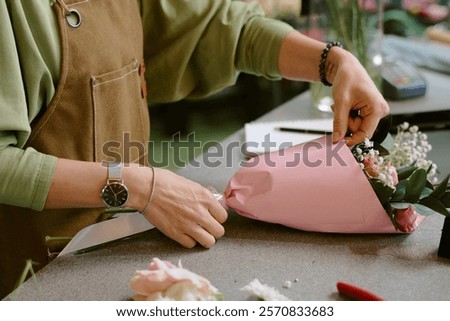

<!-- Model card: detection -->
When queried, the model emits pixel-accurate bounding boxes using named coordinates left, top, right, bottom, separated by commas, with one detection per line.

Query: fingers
left=143, top=168, right=227, bottom=249
left=347, top=114, right=362, bottom=133
left=172, top=233, right=197, bottom=249
left=331, top=102, right=349, bottom=143
left=345, top=99, right=389, bottom=146
left=188, top=223, right=219, bottom=249
left=332, top=91, right=390, bottom=146
left=207, top=192, right=228, bottom=224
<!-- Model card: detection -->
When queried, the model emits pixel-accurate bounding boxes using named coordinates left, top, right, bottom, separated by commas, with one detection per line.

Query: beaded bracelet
left=319, top=41, right=343, bottom=87
left=140, top=166, right=156, bottom=215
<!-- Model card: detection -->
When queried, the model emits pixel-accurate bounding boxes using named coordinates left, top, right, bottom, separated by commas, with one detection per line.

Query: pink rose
left=130, top=258, right=220, bottom=301
left=363, top=157, right=379, bottom=178
left=390, top=166, right=399, bottom=186
left=395, top=206, right=425, bottom=233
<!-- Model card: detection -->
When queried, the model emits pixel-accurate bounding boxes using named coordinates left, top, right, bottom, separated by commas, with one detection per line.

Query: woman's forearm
left=44, top=158, right=153, bottom=212
left=278, top=30, right=351, bottom=84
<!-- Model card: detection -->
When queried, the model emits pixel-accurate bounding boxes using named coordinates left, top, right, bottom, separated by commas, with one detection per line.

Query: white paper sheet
left=244, top=119, right=333, bottom=154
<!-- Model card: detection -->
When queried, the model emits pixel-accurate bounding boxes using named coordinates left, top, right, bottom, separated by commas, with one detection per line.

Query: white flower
left=402, top=145, right=411, bottom=153
left=388, top=166, right=396, bottom=175
left=386, top=123, right=438, bottom=182
left=416, top=159, right=427, bottom=168
left=420, top=140, right=429, bottom=147
left=241, top=279, right=290, bottom=301
left=130, top=258, right=221, bottom=301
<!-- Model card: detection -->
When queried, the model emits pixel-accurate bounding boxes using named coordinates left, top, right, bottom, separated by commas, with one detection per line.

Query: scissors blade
left=59, top=212, right=154, bottom=256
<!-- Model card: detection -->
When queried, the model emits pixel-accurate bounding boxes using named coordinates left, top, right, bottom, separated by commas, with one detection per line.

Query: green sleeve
left=0, top=146, right=57, bottom=211
left=0, top=1, right=59, bottom=211
left=140, top=0, right=293, bottom=103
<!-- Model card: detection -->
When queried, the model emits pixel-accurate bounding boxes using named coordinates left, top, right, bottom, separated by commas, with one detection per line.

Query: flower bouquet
left=351, top=123, right=449, bottom=232
left=220, top=122, right=449, bottom=235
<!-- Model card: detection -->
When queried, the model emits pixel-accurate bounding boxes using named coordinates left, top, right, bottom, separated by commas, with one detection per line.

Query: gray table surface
left=6, top=75, right=450, bottom=301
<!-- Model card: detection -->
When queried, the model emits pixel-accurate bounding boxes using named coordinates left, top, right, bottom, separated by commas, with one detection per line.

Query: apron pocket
left=91, top=59, right=150, bottom=164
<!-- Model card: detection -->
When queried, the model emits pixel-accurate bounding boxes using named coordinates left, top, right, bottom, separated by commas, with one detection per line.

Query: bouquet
left=350, top=122, right=449, bottom=232
left=221, top=122, right=449, bottom=234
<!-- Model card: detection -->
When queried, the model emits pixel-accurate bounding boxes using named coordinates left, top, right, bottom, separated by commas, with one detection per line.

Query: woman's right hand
left=142, top=167, right=228, bottom=248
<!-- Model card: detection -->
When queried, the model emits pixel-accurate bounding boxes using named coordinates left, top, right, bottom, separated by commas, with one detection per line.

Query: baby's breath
left=388, top=122, right=437, bottom=183
left=351, top=122, right=438, bottom=187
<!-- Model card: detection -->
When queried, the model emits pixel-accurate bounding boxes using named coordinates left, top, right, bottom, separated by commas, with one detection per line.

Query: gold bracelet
left=140, top=166, right=156, bottom=215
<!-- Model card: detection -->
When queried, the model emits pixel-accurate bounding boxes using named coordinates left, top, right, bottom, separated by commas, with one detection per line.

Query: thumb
left=332, top=104, right=348, bottom=143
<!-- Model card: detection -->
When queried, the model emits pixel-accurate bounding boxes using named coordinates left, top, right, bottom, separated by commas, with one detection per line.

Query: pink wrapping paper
left=224, top=136, right=424, bottom=233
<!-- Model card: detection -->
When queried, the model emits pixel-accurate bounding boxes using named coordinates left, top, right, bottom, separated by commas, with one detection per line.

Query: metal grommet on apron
left=56, top=0, right=82, bottom=28
left=0, top=0, right=150, bottom=298
left=66, top=9, right=82, bottom=28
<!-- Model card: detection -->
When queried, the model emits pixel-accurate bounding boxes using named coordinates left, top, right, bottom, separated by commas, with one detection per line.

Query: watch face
left=101, top=182, right=129, bottom=207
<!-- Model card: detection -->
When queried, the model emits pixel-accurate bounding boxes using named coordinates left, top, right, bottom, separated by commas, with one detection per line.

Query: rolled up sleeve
left=0, top=1, right=58, bottom=211
left=0, top=146, right=57, bottom=211
left=140, top=0, right=293, bottom=103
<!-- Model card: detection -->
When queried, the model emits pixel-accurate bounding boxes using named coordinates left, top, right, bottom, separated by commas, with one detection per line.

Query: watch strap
left=108, top=162, right=122, bottom=181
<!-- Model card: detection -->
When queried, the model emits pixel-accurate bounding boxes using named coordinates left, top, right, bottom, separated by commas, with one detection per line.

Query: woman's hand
left=142, top=167, right=228, bottom=249
left=278, top=31, right=389, bottom=146
left=329, top=49, right=390, bottom=146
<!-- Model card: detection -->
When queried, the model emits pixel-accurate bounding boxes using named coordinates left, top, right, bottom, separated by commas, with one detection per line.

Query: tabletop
left=5, top=70, right=450, bottom=301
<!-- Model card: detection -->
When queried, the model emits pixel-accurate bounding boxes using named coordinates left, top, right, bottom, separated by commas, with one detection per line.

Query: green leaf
left=413, top=203, right=442, bottom=216
left=430, top=174, right=449, bottom=199
left=425, top=180, right=434, bottom=189
left=397, top=164, right=418, bottom=181
left=390, top=202, right=411, bottom=210
left=391, top=180, right=407, bottom=202
left=419, top=197, right=450, bottom=216
left=385, top=203, right=399, bottom=231
left=441, top=191, right=450, bottom=208
left=419, top=187, right=433, bottom=199
left=370, top=179, right=395, bottom=205
left=404, top=168, right=427, bottom=203
left=373, top=142, right=390, bottom=156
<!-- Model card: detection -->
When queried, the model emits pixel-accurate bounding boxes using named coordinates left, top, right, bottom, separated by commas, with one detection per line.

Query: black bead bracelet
left=319, top=41, right=343, bottom=87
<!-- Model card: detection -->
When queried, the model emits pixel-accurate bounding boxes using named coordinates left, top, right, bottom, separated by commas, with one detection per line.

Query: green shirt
left=0, top=0, right=293, bottom=210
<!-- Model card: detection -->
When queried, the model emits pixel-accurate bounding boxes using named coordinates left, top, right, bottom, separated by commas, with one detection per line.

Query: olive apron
left=0, top=0, right=149, bottom=298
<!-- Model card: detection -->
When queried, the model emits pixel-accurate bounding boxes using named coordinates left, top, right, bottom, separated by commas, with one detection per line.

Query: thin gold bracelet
left=140, top=166, right=156, bottom=215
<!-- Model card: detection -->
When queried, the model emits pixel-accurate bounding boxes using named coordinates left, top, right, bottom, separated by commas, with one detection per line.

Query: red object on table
left=337, top=281, right=384, bottom=301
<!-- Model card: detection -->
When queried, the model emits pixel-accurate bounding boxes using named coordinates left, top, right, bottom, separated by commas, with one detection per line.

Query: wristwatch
left=101, top=162, right=129, bottom=208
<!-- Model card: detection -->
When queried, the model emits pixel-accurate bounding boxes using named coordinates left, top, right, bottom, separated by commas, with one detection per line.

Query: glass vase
left=308, top=0, right=385, bottom=113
